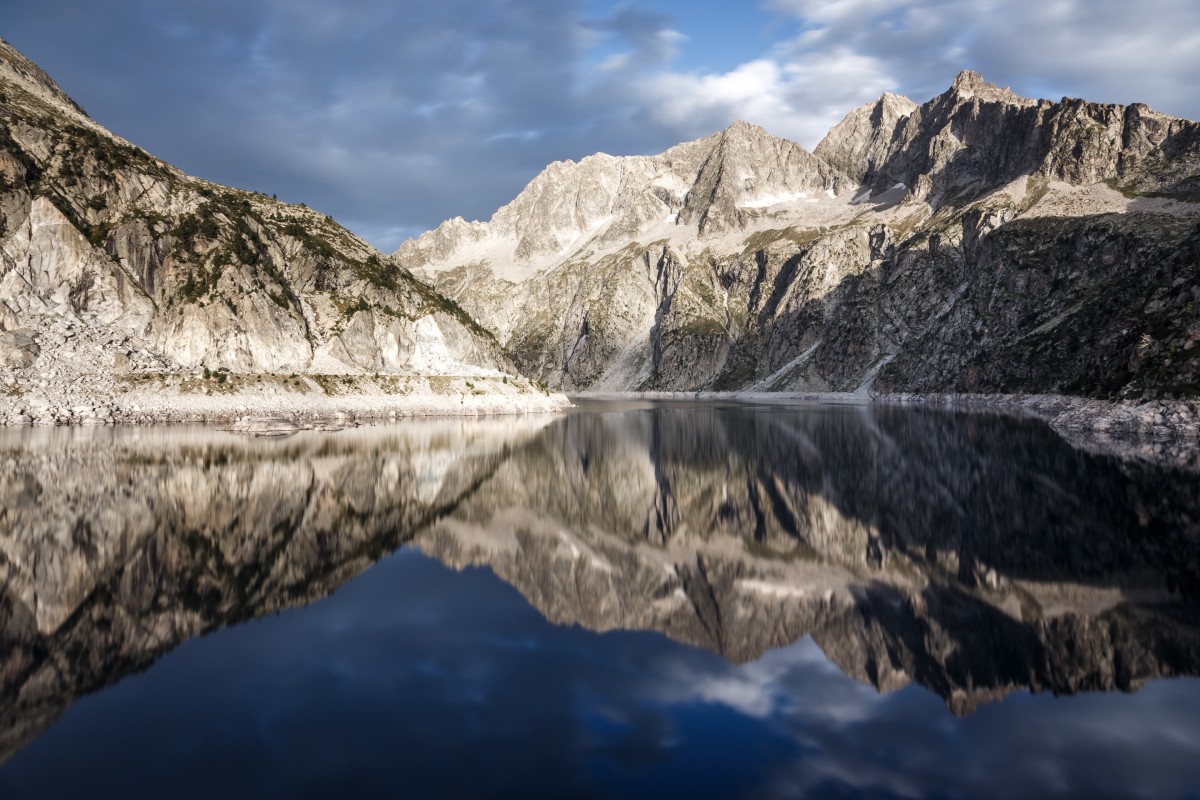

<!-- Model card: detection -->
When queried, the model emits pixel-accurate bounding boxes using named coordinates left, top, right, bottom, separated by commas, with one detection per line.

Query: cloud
left=634, top=49, right=895, bottom=148
left=4, top=0, right=624, bottom=248
left=3, top=0, right=1198, bottom=252
left=766, top=0, right=1200, bottom=116
left=647, top=636, right=879, bottom=721
left=634, top=0, right=1200, bottom=155
left=585, top=3, right=685, bottom=70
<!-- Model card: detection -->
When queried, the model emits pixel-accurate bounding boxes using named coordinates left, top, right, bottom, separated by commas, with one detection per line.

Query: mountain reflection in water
left=1, top=400, right=1198, bottom=798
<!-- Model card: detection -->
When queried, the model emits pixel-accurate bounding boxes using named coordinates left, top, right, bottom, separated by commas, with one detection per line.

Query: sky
left=4, top=1, right=1200, bottom=251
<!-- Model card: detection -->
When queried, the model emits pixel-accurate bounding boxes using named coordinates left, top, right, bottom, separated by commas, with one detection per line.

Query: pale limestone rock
left=403, top=71, right=1200, bottom=400
left=0, top=36, right=548, bottom=424
left=0, top=330, right=37, bottom=367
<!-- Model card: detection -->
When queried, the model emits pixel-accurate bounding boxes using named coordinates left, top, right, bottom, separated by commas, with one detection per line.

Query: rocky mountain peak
left=720, top=119, right=772, bottom=142
left=409, top=67, right=1199, bottom=399
left=943, top=69, right=1033, bottom=107
left=0, top=37, right=541, bottom=411
left=402, top=120, right=851, bottom=272
left=815, top=91, right=918, bottom=183
left=675, top=122, right=848, bottom=236
left=948, top=69, right=990, bottom=96
left=815, top=68, right=1200, bottom=204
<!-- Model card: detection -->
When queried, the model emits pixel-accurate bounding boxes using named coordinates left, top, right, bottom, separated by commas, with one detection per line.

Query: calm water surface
left=1, top=400, right=1199, bottom=799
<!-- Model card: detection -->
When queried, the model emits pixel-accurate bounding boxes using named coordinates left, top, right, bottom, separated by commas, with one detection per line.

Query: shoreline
left=4, top=376, right=1196, bottom=450
left=574, top=390, right=1200, bottom=468
left=0, top=372, right=572, bottom=427
left=573, top=390, right=1200, bottom=437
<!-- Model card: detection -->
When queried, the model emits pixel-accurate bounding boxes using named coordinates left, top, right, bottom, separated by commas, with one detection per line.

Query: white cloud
left=623, top=0, right=1200, bottom=153
left=634, top=49, right=895, bottom=149
left=764, top=0, right=1200, bottom=117
left=647, top=638, right=878, bottom=722
left=8, top=0, right=1198, bottom=250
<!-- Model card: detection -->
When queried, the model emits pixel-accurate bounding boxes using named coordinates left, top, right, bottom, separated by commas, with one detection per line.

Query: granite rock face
left=406, top=72, right=1200, bottom=400
left=0, top=37, right=543, bottom=423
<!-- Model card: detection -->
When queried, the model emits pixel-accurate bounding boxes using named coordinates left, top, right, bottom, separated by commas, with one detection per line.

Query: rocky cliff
left=404, top=72, right=1200, bottom=401
left=0, top=38, right=562, bottom=424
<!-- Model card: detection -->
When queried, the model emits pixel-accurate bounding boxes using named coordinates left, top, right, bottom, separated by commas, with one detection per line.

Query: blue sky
left=4, top=1, right=1199, bottom=250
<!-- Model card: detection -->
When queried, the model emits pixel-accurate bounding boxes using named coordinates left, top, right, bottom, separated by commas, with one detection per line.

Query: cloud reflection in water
left=1, top=403, right=1198, bottom=798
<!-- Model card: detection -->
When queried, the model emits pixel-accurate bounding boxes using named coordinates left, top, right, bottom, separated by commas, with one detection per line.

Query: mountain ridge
left=0, top=36, right=567, bottom=425
left=402, top=70, right=1200, bottom=404
left=2, top=38, right=1197, bottom=427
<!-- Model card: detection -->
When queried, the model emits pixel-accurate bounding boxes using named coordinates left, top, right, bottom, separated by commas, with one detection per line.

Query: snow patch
left=740, top=190, right=809, bottom=209
left=737, top=579, right=808, bottom=598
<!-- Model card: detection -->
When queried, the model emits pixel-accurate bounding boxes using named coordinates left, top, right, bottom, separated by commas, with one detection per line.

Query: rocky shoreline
left=577, top=390, right=1200, bottom=468
left=0, top=371, right=571, bottom=427
left=5, top=378, right=1195, bottom=452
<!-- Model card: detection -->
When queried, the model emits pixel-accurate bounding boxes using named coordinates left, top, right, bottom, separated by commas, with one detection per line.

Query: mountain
left=0, top=37, right=562, bottom=424
left=402, top=71, right=1200, bottom=401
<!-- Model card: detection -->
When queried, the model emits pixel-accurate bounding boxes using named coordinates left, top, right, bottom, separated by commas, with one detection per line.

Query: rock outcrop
left=404, top=72, right=1200, bottom=403
left=0, top=37, right=561, bottom=424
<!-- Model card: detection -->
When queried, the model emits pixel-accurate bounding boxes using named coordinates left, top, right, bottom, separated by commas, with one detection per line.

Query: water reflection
left=421, top=401, right=1200, bottom=708
left=1, top=402, right=1198, bottom=780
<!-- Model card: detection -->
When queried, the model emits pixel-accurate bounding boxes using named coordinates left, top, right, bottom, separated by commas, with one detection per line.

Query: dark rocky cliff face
left=411, top=72, right=1200, bottom=401
left=874, top=213, right=1200, bottom=397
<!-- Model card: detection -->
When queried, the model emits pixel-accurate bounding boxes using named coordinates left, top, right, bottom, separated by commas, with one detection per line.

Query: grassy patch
left=282, top=220, right=337, bottom=260
left=1102, top=178, right=1141, bottom=200
left=740, top=226, right=830, bottom=256
left=678, top=315, right=728, bottom=337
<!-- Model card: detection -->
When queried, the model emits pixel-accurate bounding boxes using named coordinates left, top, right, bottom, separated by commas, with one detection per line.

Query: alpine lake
left=1, top=399, right=1198, bottom=799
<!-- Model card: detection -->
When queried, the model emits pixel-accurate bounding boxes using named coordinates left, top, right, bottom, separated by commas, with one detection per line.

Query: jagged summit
left=943, top=69, right=1034, bottom=107
left=720, top=119, right=773, bottom=140
left=408, top=69, right=1199, bottom=398
left=948, top=69, right=995, bottom=95
left=816, top=68, right=1200, bottom=202
left=400, top=118, right=849, bottom=275
left=815, top=91, right=918, bottom=183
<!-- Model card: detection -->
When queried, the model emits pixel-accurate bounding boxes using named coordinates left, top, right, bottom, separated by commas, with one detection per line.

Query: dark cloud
left=4, top=0, right=690, bottom=249
left=3, top=1, right=1198, bottom=251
